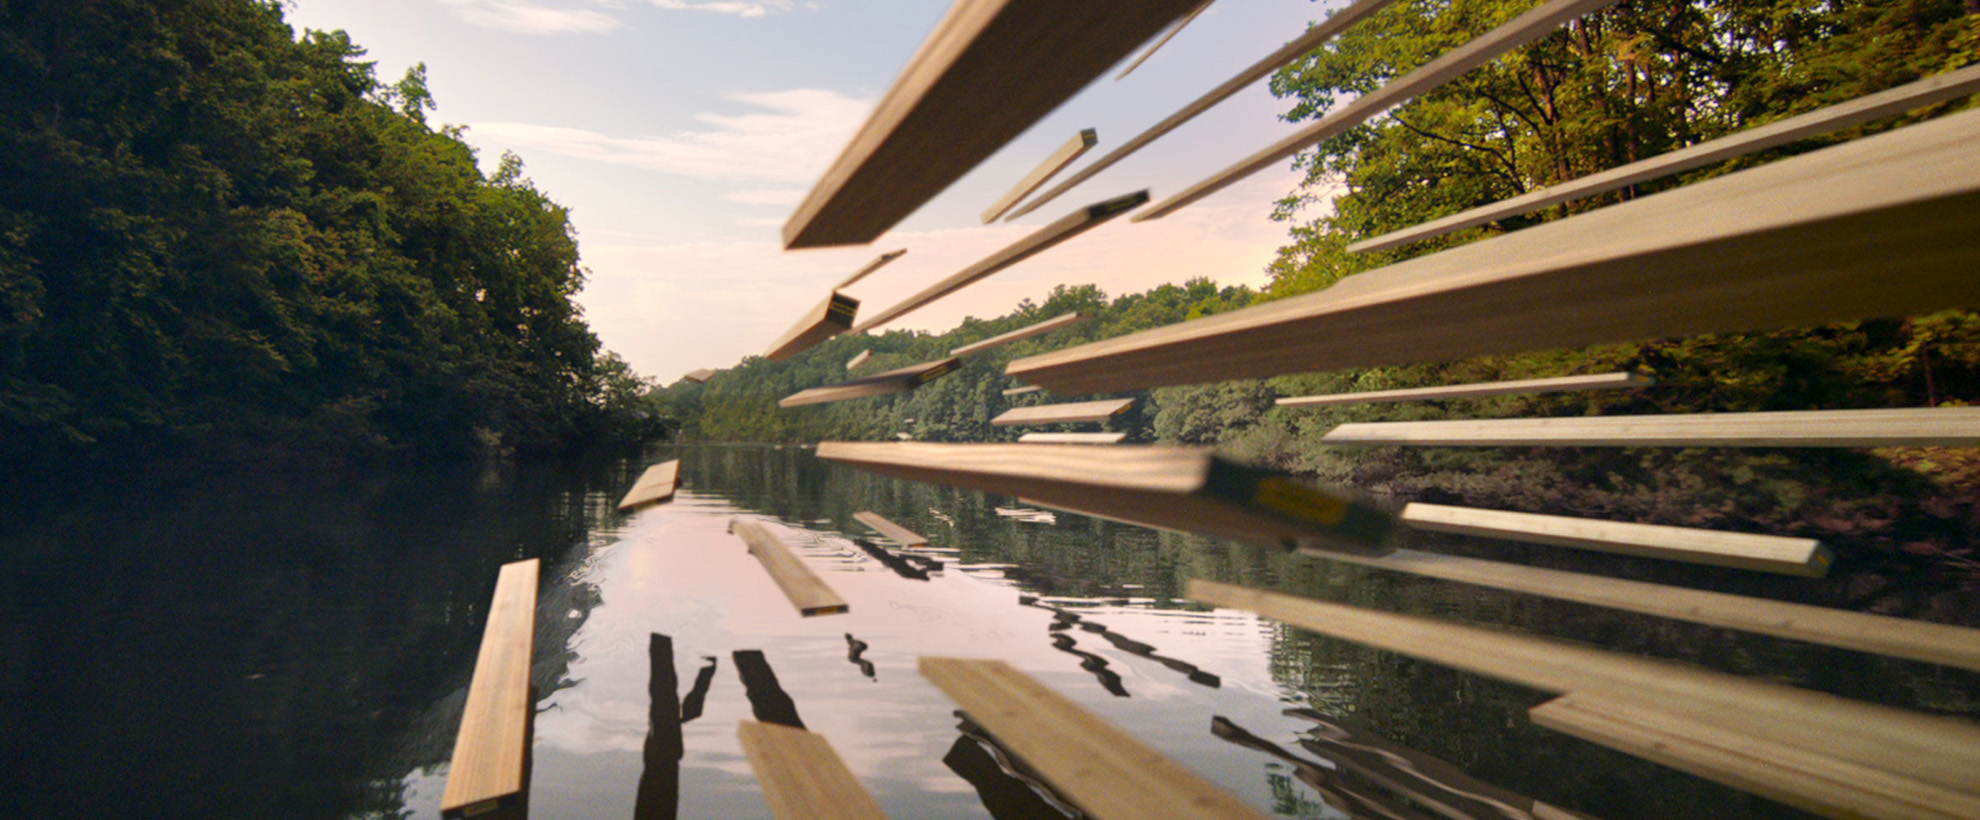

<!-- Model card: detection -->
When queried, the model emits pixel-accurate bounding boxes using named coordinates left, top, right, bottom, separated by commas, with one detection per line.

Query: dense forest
left=0, top=0, right=661, bottom=468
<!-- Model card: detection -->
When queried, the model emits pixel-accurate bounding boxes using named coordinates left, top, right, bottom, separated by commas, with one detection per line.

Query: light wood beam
left=1398, top=502, right=1830, bottom=576
left=738, top=721, right=891, bottom=820
left=982, top=131, right=1098, bottom=223
left=779, top=357, right=959, bottom=408
left=951, top=313, right=1092, bottom=356
left=853, top=510, right=928, bottom=548
left=617, top=460, right=682, bottom=512
left=992, top=398, right=1134, bottom=426
left=1322, top=406, right=1980, bottom=448
left=835, top=249, right=908, bottom=290
left=441, top=559, right=540, bottom=820
left=765, top=291, right=860, bottom=362
left=1277, top=372, right=1651, bottom=408
left=1018, top=432, right=1126, bottom=444
left=733, top=520, right=850, bottom=616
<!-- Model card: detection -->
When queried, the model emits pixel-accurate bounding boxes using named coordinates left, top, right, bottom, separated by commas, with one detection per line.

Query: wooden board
left=779, top=357, right=960, bottom=408
left=982, top=130, right=1098, bottom=224
left=765, top=291, right=860, bottom=362
left=1322, top=406, right=1980, bottom=448
left=1001, top=384, right=1042, bottom=397
left=737, top=720, right=891, bottom=820
left=617, top=460, right=682, bottom=512
left=835, top=249, right=908, bottom=290
left=1277, top=372, right=1652, bottom=408
left=780, top=0, right=1204, bottom=248
left=919, top=657, right=1271, bottom=820
left=1186, top=580, right=1980, bottom=795
left=853, top=192, right=1146, bottom=332
left=951, top=312, right=1092, bottom=356
left=991, top=398, right=1133, bottom=426
left=1004, top=0, right=1401, bottom=220
left=1018, top=432, right=1126, bottom=444
left=1398, top=502, right=1830, bottom=576
left=1531, top=694, right=1980, bottom=820
left=1352, top=64, right=1980, bottom=254
left=1004, top=108, right=1980, bottom=395
left=442, top=559, right=539, bottom=820
left=1301, top=548, right=1980, bottom=673
left=846, top=349, right=873, bottom=371
left=681, top=368, right=717, bottom=384
left=1114, top=1, right=1210, bottom=81
left=853, top=510, right=928, bottom=548
left=732, top=521, right=850, bottom=616
left=816, top=442, right=1395, bottom=556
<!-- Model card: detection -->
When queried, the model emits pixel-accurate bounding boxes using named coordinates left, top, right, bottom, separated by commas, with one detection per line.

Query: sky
left=282, top=0, right=1347, bottom=382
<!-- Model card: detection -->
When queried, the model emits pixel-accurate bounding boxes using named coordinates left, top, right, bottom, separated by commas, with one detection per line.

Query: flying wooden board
left=853, top=192, right=1147, bottom=333
left=1322, top=406, right=1980, bottom=448
left=1398, top=502, right=1831, bottom=576
left=733, top=520, right=849, bottom=616
left=1005, top=108, right=1980, bottom=395
left=853, top=510, right=928, bottom=548
left=737, top=721, right=891, bottom=820
left=441, top=559, right=539, bottom=820
left=981, top=130, right=1098, bottom=224
left=950, top=313, right=1091, bottom=357
left=1113, top=0, right=1210, bottom=81
left=920, top=658, right=1272, bottom=820
left=780, top=0, right=1205, bottom=248
left=1001, top=385, right=1043, bottom=397
left=1277, top=372, right=1652, bottom=408
left=815, top=442, right=1395, bottom=556
left=991, top=398, right=1133, bottom=426
left=681, top=368, right=717, bottom=384
left=765, top=291, right=860, bottom=362
left=1017, top=432, right=1126, bottom=444
left=835, top=249, right=908, bottom=290
left=845, top=350, right=873, bottom=370
left=779, top=357, right=960, bottom=408
left=617, top=460, right=682, bottom=512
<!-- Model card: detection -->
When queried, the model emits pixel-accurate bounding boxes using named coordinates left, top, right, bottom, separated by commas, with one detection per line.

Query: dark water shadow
left=634, top=634, right=682, bottom=820
left=1212, top=715, right=1435, bottom=820
left=850, top=537, right=932, bottom=580
left=1020, top=596, right=1218, bottom=688
left=945, top=712, right=1083, bottom=820
left=845, top=634, right=876, bottom=680
left=733, top=650, right=805, bottom=728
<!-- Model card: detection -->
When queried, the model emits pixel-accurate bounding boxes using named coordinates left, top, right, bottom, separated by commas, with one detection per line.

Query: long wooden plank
left=992, top=398, right=1133, bottom=426
left=442, top=559, right=540, bottom=820
left=617, top=459, right=682, bottom=512
left=1006, top=108, right=1980, bottom=395
left=737, top=720, right=891, bottom=820
left=853, top=192, right=1146, bottom=333
left=1001, top=384, right=1043, bottom=397
left=1352, top=64, right=1980, bottom=254
left=1531, top=694, right=1980, bottom=820
left=982, top=130, right=1099, bottom=224
left=1275, top=709, right=1600, bottom=820
left=779, top=357, right=960, bottom=408
left=1114, top=1, right=1211, bottom=81
left=733, top=520, right=850, bottom=616
left=765, top=291, right=860, bottom=362
left=919, top=657, right=1271, bottom=820
left=1004, top=0, right=1402, bottom=221
left=1018, top=431, right=1126, bottom=444
left=816, top=442, right=1395, bottom=555
left=835, top=249, right=908, bottom=290
left=1301, top=548, right=1980, bottom=673
left=1323, top=406, right=1980, bottom=447
left=781, top=0, right=1203, bottom=248
left=1398, top=502, right=1830, bottom=576
left=846, top=349, right=873, bottom=370
left=1187, top=579, right=1980, bottom=795
left=951, top=312, right=1092, bottom=356
left=681, top=368, right=717, bottom=384
left=853, top=510, right=927, bottom=548
left=1277, top=372, right=1652, bottom=408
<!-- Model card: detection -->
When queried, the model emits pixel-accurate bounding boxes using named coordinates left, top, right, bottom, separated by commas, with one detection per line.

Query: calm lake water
left=3, top=443, right=1976, bottom=820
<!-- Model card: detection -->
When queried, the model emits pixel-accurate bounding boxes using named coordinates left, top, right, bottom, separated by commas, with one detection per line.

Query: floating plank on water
left=617, top=459, right=682, bottom=512
left=1398, top=502, right=1831, bottom=576
left=441, top=558, right=539, bottom=820
left=1017, top=432, right=1126, bottom=445
left=846, top=349, right=872, bottom=370
left=835, top=249, right=908, bottom=290
left=1277, top=372, right=1652, bottom=408
left=765, top=291, right=860, bottom=362
left=982, top=131, right=1098, bottom=224
left=1352, top=63, right=1980, bottom=254
left=853, top=510, right=927, bottom=547
left=1002, top=385, right=1043, bottom=397
left=779, top=357, right=960, bottom=408
left=853, top=193, right=1147, bottom=333
left=1113, top=0, right=1211, bottom=81
left=919, top=657, right=1272, bottom=820
left=780, top=0, right=1205, bottom=248
left=1004, top=0, right=1402, bottom=220
left=992, top=398, right=1133, bottom=426
left=1005, top=109, right=1980, bottom=395
left=1322, top=406, right=1980, bottom=448
left=951, top=313, right=1092, bottom=357
left=681, top=368, right=717, bottom=384
left=1186, top=579, right=1980, bottom=799
left=816, top=442, right=1395, bottom=556
left=732, top=520, right=849, bottom=616
left=737, top=721, right=891, bottom=820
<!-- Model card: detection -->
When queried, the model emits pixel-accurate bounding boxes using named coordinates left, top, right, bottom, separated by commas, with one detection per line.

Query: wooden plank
left=1134, top=0, right=1620, bottom=222
left=779, top=357, right=960, bottom=408
left=982, top=130, right=1099, bottom=224
left=442, top=559, right=539, bottom=820
left=1302, top=548, right=1980, bottom=673
left=617, top=459, right=682, bottom=512
left=1001, top=384, right=1043, bottom=397
left=919, top=657, right=1272, bottom=820
left=1352, top=64, right=1980, bottom=254
left=732, top=520, right=850, bottom=616
left=1322, top=406, right=1980, bottom=448
left=1187, top=579, right=1980, bottom=795
left=835, top=249, right=908, bottom=290
left=1277, top=372, right=1651, bottom=408
left=1114, top=1, right=1211, bottom=81
left=737, top=720, right=891, bottom=820
left=765, top=291, right=860, bottom=362
left=816, top=442, right=1395, bottom=555
left=846, top=349, right=873, bottom=370
left=1531, top=694, right=1980, bottom=820
left=853, top=192, right=1146, bottom=333
left=781, top=0, right=1204, bottom=249
left=681, top=368, right=717, bottom=384
left=1398, top=502, right=1830, bottom=576
left=1006, top=108, right=1980, bottom=395
left=1004, top=0, right=1402, bottom=221
left=951, top=312, right=1092, bottom=356
left=992, top=398, right=1133, bottom=426
left=1018, top=431, right=1126, bottom=444
left=853, top=510, right=928, bottom=548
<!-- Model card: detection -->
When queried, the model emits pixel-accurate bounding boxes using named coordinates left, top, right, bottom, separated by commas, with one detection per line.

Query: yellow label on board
left=1251, top=477, right=1348, bottom=526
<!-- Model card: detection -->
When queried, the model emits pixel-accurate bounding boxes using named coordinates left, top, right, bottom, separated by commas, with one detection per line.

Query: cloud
left=721, top=189, right=808, bottom=206
left=646, top=0, right=795, bottom=17
left=437, top=0, right=621, bottom=34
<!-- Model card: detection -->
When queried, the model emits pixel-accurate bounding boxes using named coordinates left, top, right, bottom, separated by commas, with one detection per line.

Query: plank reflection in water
left=1210, top=716, right=1436, bottom=820
left=680, top=656, right=717, bottom=724
left=1048, top=632, right=1128, bottom=697
left=850, top=537, right=931, bottom=580
left=945, top=713, right=1083, bottom=820
left=845, top=634, right=875, bottom=679
left=1281, top=708, right=1590, bottom=820
left=1018, top=596, right=1218, bottom=687
left=734, top=650, right=806, bottom=729
left=634, top=634, right=683, bottom=820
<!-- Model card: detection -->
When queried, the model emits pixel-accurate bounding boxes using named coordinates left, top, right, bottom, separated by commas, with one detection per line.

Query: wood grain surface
left=441, top=559, right=539, bottom=819
left=991, top=398, right=1133, bottom=426
left=616, top=460, right=682, bottom=512
left=853, top=510, right=927, bottom=547
left=835, top=249, right=908, bottom=290
left=779, top=357, right=959, bottom=408
left=738, top=720, right=891, bottom=820
left=733, top=520, right=850, bottom=616
left=765, top=291, right=860, bottom=362
left=982, top=130, right=1097, bottom=223
left=1277, top=372, right=1651, bottom=407
left=1323, top=407, right=1980, bottom=447
left=1017, top=432, right=1126, bottom=444
left=1398, top=502, right=1830, bottom=575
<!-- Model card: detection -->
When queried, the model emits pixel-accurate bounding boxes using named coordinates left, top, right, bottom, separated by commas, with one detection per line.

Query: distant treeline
left=0, top=0, right=662, bottom=466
